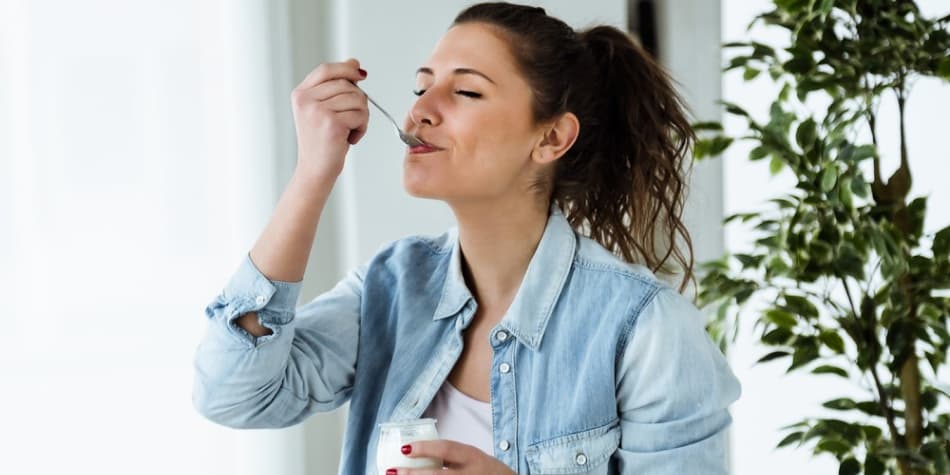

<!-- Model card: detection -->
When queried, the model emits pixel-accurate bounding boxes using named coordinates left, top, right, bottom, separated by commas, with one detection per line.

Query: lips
left=409, top=143, right=440, bottom=154
left=409, top=136, right=444, bottom=153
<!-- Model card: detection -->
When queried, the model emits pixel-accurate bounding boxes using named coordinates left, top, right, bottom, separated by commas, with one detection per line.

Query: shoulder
left=622, top=287, right=706, bottom=353
left=563, top=235, right=671, bottom=315
left=368, top=229, right=455, bottom=267
left=572, top=235, right=664, bottom=287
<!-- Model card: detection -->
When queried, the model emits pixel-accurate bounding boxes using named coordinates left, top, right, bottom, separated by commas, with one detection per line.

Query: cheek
left=403, top=110, right=535, bottom=198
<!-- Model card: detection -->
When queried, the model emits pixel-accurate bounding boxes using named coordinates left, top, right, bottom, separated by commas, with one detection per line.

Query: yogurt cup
left=376, top=418, right=442, bottom=474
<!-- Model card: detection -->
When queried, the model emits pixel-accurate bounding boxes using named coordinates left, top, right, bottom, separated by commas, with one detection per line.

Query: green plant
left=694, top=1, right=950, bottom=473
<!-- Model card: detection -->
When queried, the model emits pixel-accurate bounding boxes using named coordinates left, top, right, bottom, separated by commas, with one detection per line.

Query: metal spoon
left=357, top=86, right=424, bottom=147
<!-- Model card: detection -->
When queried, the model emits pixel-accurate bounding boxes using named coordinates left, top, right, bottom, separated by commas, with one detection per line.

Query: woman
left=193, top=2, right=740, bottom=474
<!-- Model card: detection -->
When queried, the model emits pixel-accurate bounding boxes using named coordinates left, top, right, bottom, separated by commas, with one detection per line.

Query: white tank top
left=422, top=381, right=494, bottom=456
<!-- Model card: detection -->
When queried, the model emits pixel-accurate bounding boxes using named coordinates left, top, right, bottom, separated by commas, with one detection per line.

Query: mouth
left=408, top=137, right=443, bottom=154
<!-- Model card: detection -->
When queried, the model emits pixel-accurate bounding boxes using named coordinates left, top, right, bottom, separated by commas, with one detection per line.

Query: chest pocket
left=525, top=421, right=621, bottom=474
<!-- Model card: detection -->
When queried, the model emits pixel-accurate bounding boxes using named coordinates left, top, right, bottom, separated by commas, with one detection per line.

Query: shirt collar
left=432, top=204, right=578, bottom=350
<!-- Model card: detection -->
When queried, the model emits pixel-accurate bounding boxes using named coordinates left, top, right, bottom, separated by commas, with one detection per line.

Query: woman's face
left=403, top=22, right=545, bottom=204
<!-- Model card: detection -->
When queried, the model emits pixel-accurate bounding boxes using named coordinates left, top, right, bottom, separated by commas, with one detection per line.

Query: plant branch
left=839, top=275, right=904, bottom=450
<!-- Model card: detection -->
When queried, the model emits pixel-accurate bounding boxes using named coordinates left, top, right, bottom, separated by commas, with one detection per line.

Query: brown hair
left=454, top=2, right=696, bottom=292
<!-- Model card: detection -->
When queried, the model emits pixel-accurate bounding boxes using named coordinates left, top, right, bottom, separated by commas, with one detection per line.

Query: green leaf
left=777, top=430, right=805, bottom=448
left=850, top=144, right=876, bottom=162
left=758, top=350, right=791, bottom=363
left=820, top=164, right=838, bottom=192
left=693, top=121, right=724, bottom=131
left=735, top=253, right=764, bottom=268
left=860, top=425, right=882, bottom=442
left=744, top=67, right=762, bottom=80
left=789, top=340, right=820, bottom=371
left=784, top=294, right=819, bottom=319
left=770, top=156, right=784, bottom=175
left=721, top=101, right=750, bottom=117
left=819, top=330, right=846, bottom=354
left=823, top=398, right=857, bottom=411
left=749, top=145, right=770, bottom=161
left=779, top=82, right=792, bottom=102
left=709, top=136, right=734, bottom=156
left=850, top=172, right=868, bottom=198
left=855, top=401, right=883, bottom=416
left=838, top=178, right=853, bottom=208
left=812, top=365, right=849, bottom=378
left=723, top=212, right=757, bottom=224
left=938, top=57, right=950, bottom=80
left=864, top=454, right=886, bottom=475
left=796, top=118, right=817, bottom=152
left=838, top=458, right=860, bottom=475
left=762, top=327, right=794, bottom=345
left=815, top=438, right=851, bottom=457
left=907, top=197, right=927, bottom=239
left=934, top=225, right=950, bottom=256
left=766, top=309, right=798, bottom=328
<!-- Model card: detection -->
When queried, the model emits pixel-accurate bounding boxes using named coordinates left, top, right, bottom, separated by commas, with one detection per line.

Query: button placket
left=490, top=333, right=518, bottom=469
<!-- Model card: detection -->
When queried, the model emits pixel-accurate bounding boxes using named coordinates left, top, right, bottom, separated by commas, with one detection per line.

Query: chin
left=403, top=158, right=441, bottom=199
left=402, top=180, right=445, bottom=200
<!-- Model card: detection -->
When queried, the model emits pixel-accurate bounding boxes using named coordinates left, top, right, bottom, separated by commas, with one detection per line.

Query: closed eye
left=456, top=90, right=482, bottom=98
left=412, top=89, right=482, bottom=99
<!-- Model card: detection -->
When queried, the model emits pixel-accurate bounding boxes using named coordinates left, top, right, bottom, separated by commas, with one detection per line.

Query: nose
left=407, top=91, right=441, bottom=130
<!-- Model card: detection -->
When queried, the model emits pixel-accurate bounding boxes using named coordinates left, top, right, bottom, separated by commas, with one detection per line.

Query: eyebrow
left=415, top=67, right=496, bottom=85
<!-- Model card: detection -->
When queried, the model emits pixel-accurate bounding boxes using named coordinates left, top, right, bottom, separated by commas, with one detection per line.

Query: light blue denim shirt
left=193, top=206, right=741, bottom=474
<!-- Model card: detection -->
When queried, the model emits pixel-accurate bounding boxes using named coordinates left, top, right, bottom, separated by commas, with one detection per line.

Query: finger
left=347, top=114, right=369, bottom=144
left=389, top=469, right=452, bottom=475
left=297, top=58, right=363, bottom=90
left=309, top=78, right=364, bottom=101
left=405, top=440, right=474, bottom=465
left=347, top=124, right=367, bottom=145
left=319, top=91, right=368, bottom=113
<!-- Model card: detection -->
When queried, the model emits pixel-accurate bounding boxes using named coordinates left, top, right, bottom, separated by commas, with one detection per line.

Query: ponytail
left=455, top=3, right=696, bottom=293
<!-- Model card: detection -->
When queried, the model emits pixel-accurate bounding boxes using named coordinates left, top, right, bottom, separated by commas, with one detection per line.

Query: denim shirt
left=193, top=206, right=741, bottom=474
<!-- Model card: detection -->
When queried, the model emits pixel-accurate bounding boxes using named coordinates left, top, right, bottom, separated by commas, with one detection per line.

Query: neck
left=450, top=199, right=550, bottom=310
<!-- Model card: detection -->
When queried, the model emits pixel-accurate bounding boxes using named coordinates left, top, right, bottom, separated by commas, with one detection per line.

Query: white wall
left=0, top=0, right=301, bottom=473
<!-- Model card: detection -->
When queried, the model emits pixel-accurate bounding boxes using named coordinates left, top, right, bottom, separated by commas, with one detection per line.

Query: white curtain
left=0, top=0, right=314, bottom=473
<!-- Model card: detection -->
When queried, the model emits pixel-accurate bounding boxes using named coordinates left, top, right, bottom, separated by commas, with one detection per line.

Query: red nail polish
left=386, top=469, right=397, bottom=475
left=358, top=68, right=367, bottom=77
left=401, top=444, right=412, bottom=455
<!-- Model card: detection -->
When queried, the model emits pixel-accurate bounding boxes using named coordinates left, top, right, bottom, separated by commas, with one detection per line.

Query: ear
left=531, top=112, right=579, bottom=165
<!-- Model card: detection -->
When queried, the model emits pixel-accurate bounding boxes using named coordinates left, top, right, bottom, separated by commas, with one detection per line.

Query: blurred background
left=1, top=0, right=946, bottom=474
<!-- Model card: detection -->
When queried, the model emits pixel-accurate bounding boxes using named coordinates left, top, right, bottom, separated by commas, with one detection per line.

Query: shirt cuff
left=205, top=253, right=303, bottom=345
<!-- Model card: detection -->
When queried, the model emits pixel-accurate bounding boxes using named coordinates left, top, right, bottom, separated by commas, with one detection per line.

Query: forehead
left=422, top=22, right=519, bottom=81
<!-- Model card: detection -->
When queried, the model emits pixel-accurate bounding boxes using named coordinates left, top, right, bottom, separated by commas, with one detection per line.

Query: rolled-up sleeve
left=192, top=253, right=364, bottom=429
left=614, top=287, right=742, bottom=474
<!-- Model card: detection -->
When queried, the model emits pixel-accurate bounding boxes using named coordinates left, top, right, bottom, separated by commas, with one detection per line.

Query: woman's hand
left=386, top=440, right=517, bottom=475
left=290, top=58, right=369, bottom=182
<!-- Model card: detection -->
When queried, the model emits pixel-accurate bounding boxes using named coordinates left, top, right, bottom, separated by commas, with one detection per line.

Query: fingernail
left=358, top=68, right=367, bottom=78
left=386, top=470, right=397, bottom=475
left=401, top=444, right=412, bottom=455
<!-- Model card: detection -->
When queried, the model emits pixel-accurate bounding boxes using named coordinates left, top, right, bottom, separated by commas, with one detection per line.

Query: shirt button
left=495, top=330, right=509, bottom=342
left=575, top=453, right=588, bottom=465
left=499, top=363, right=511, bottom=374
left=499, top=440, right=510, bottom=452
left=255, top=295, right=266, bottom=305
